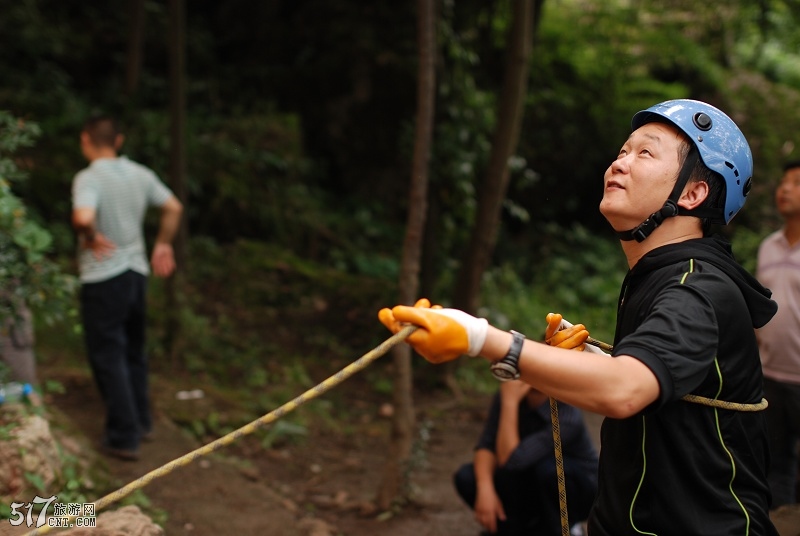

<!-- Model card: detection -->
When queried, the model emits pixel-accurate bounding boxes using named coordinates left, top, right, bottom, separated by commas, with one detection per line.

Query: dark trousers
left=80, top=270, right=150, bottom=450
left=454, top=456, right=595, bottom=536
left=763, top=378, right=800, bottom=507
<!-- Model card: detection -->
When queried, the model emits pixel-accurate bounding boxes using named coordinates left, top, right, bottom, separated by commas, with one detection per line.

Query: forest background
left=2, top=0, right=800, bottom=524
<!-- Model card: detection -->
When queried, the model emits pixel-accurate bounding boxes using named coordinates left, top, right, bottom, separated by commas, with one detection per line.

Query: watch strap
left=490, top=330, right=525, bottom=381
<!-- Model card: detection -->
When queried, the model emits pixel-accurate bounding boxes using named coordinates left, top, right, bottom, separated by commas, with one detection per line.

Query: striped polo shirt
left=72, top=156, right=174, bottom=284
left=756, top=229, right=800, bottom=385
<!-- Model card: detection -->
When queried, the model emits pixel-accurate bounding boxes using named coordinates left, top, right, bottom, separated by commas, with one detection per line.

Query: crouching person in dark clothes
left=455, top=319, right=598, bottom=536
left=454, top=379, right=598, bottom=535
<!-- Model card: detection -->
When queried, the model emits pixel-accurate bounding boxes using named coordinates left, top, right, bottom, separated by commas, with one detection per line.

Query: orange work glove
left=544, top=312, right=589, bottom=351
left=378, top=298, right=488, bottom=364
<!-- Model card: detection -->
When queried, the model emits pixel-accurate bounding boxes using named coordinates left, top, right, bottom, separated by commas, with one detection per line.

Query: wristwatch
left=490, top=330, right=525, bottom=382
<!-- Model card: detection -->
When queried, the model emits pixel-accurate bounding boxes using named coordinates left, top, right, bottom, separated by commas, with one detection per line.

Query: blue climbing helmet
left=618, top=99, right=753, bottom=242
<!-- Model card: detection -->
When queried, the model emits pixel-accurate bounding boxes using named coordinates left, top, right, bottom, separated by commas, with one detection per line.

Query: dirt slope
left=6, top=366, right=799, bottom=536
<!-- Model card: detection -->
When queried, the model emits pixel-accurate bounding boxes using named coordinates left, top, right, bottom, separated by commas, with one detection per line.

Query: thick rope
left=588, top=337, right=769, bottom=412
left=23, top=325, right=418, bottom=536
left=549, top=398, right=570, bottom=536
left=682, top=394, right=768, bottom=411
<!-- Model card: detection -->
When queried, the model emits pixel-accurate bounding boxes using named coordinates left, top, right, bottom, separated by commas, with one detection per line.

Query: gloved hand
left=378, top=298, right=488, bottom=363
left=545, top=312, right=589, bottom=351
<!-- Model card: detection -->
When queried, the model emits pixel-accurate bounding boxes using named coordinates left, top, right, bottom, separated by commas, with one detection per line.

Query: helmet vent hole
left=724, top=161, right=739, bottom=177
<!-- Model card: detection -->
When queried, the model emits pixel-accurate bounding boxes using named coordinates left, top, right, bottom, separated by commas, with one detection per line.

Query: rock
left=296, top=517, right=336, bottom=536
left=63, top=505, right=164, bottom=536
left=0, top=408, right=61, bottom=501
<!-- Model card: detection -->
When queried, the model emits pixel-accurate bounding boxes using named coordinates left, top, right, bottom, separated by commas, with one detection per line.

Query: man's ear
left=678, top=180, right=709, bottom=210
left=114, top=134, right=125, bottom=151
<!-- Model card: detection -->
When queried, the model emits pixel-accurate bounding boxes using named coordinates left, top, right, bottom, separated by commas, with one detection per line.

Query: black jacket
left=589, top=236, right=779, bottom=536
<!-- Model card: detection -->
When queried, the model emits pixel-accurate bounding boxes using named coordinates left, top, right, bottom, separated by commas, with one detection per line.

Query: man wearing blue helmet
left=378, top=99, right=780, bottom=535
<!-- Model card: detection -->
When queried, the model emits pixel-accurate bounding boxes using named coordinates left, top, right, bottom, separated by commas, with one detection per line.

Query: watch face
left=491, top=362, right=519, bottom=382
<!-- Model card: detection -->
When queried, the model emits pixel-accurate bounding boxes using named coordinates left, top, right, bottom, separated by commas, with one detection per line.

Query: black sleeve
left=613, top=274, right=720, bottom=409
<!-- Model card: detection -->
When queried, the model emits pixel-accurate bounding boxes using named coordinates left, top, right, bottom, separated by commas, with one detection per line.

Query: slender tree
left=452, top=0, right=537, bottom=315
left=165, top=0, right=188, bottom=368
left=375, top=0, right=437, bottom=510
left=125, top=0, right=146, bottom=97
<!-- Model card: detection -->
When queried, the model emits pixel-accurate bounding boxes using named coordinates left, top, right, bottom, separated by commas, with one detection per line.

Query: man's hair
left=783, top=159, right=800, bottom=173
left=677, top=137, right=725, bottom=236
left=82, top=115, right=121, bottom=148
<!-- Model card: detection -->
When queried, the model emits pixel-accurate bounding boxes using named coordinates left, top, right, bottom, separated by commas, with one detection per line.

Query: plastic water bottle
left=0, top=382, right=33, bottom=404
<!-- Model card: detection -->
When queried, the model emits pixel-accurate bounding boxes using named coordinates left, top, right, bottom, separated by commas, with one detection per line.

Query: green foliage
left=0, top=112, right=78, bottom=325
left=730, top=225, right=772, bottom=276
left=480, top=224, right=626, bottom=345
left=260, top=420, right=309, bottom=450
left=4, top=0, right=800, bottom=290
left=424, top=1, right=498, bottom=263
left=186, top=113, right=308, bottom=242
left=4, top=0, right=800, bottom=459
left=23, top=471, right=46, bottom=494
left=453, top=358, right=499, bottom=395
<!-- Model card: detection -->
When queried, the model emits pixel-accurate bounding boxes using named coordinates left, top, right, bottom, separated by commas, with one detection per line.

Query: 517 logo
left=7, top=495, right=96, bottom=529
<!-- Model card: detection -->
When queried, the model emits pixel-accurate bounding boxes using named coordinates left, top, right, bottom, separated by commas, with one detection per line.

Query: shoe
left=103, top=446, right=140, bottom=461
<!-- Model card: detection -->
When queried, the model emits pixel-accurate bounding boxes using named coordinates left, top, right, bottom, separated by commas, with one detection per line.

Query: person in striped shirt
left=756, top=160, right=800, bottom=508
left=71, top=115, right=183, bottom=461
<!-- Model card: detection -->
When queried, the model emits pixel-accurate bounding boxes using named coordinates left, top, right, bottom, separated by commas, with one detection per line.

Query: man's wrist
left=490, top=330, right=525, bottom=381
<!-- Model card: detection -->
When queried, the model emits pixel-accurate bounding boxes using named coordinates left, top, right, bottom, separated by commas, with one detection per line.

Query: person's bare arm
left=473, top=448, right=505, bottom=533
left=482, top=326, right=659, bottom=418
left=150, top=196, right=183, bottom=278
left=379, top=303, right=660, bottom=418
left=154, top=196, right=183, bottom=245
left=495, top=381, right=530, bottom=465
left=71, top=207, right=115, bottom=259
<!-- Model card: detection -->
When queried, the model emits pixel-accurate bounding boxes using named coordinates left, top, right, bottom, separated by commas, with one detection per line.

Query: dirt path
left=23, top=367, right=800, bottom=536
left=41, top=369, right=490, bottom=536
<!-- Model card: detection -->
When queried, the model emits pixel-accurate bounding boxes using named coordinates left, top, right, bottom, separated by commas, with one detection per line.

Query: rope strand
left=549, top=398, right=570, bottom=536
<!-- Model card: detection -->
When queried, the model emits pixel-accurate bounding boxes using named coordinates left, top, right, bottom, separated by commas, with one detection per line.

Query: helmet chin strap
left=616, top=149, right=699, bottom=243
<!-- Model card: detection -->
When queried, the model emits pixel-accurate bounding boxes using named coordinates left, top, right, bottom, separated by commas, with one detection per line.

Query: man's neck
left=88, top=147, right=118, bottom=162
left=619, top=218, right=703, bottom=269
left=784, top=217, right=800, bottom=247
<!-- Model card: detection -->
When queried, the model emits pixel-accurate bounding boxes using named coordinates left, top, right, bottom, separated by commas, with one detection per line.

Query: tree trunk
left=452, top=0, right=535, bottom=315
left=165, top=0, right=188, bottom=369
left=443, top=0, right=537, bottom=389
left=124, top=0, right=146, bottom=97
left=375, top=0, right=436, bottom=511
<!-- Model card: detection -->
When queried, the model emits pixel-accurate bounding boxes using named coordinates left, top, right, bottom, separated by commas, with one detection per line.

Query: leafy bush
left=480, top=223, right=626, bottom=346
left=0, top=112, right=77, bottom=325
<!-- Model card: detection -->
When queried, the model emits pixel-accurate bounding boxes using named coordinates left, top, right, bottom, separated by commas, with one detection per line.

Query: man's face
left=599, top=122, right=684, bottom=231
left=776, top=166, right=800, bottom=220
